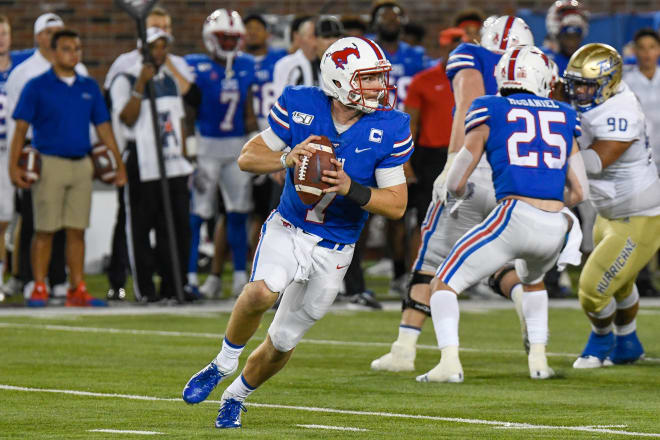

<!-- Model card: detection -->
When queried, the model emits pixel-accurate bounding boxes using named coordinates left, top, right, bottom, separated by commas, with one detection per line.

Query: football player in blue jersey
left=372, top=16, right=539, bottom=374
left=182, top=36, right=412, bottom=428
left=542, top=0, right=589, bottom=76
left=0, top=15, right=32, bottom=297
left=185, top=9, right=258, bottom=298
left=418, top=46, right=588, bottom=383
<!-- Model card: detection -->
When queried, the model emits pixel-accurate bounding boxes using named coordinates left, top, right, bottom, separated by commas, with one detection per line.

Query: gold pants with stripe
left=578, top=214, right=660, bottom=313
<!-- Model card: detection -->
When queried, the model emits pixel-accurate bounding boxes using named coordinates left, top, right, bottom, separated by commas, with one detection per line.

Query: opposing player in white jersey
left=418, top=45, right=587, bottom=383
left=564, top=44, right=660, bottom=368
left=371, top=16, right=540, bottom=374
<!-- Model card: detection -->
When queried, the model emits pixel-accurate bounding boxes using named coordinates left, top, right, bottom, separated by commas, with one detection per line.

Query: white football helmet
left=546, top=0, right=589, bottom=38
left=203, top=9, right=245, bottom=59
left=496, top=45, right=554, bottom=98
left=320, top=36, right=395, bottom=113
left=480, top=16, right=534, bottom=54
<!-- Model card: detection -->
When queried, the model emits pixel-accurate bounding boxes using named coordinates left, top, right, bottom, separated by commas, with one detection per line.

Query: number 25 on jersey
left=507, top=109, right=567, bottom=169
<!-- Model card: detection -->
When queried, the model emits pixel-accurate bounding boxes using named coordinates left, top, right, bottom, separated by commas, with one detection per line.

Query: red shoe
left=27, top=281, right=49, bottom=307
left=66, top=282, right=108, bottom=307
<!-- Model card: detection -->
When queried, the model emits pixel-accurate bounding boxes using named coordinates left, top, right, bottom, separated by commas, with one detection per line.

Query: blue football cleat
left=182, top=362, right=229, bottom=404
left=573, top=331, right=614, bottom=369
left=215, top=398, right=247, bottom=429
left=610, top=331, right=645, bottom=364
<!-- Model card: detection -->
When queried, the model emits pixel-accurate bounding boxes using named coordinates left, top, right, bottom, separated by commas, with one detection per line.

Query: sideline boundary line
left=0, top=321, right=658, bottom=362
left=1, top=384, right=659, bottom=437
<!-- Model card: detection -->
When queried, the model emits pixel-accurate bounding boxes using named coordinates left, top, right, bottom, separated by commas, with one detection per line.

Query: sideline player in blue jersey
left=419, top=46, right=588, bottom=383
left=371, top=16, right=538, bottom=374
left=182, top=36, right=412, bottom=428
left=185, top=9, right=258, bottom=298
left=542, top=0, right=589, bottom=76
left=0, top=15, right=32, bottom=295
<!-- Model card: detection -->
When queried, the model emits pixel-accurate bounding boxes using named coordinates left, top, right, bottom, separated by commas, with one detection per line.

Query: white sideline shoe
left=371, top=341, right=415, bottom=372
left=200, top=274, right=222, bottom=299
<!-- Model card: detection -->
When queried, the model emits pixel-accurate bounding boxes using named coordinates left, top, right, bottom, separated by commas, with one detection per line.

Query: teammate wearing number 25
left=182, top=36, right=412, bottom=428
left=565, top=44, right=660, bottom=369
left=422, top=45, right=588, bottom=383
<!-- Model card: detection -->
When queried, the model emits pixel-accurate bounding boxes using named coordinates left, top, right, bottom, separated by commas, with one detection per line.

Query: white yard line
left=297, top=424, right=368, bottom=432
left=1, top=384, right=659, bottom=437
left=0, top=321, right=658, bottom=362
left=89, top=429, right=162, bottom=435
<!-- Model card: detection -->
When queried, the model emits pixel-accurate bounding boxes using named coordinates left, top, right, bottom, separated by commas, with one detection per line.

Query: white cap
left=34, top=13, right=64, bottom=35
left=146, top=27, right=173, bottom=44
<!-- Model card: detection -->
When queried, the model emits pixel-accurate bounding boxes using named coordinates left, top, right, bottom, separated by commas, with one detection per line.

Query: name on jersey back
left=506, top=97, right=560, bottom=108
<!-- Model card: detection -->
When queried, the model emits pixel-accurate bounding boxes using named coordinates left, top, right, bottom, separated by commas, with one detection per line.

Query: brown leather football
left=293, top=135, right=337, bottom=205
left=18, top=146, right=41, bottom=184
left=91, top=143, right=118, bottom=184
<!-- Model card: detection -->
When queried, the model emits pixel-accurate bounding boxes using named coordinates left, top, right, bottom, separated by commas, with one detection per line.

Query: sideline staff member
left=9, top=29, right=126, bottom=307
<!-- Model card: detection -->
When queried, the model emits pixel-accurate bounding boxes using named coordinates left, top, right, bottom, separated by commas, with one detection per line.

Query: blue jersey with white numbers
left=252, top=47, right=287, bottom=130
left=381, top=41, right=425, bottom=110
left=446, top=43, right=501, bottom=95
left=465, top=93, right=581, bottom=202
left=185, top=53, right=256, bottom=138
left=269, top=86, right=414, bottom=244
left=1, top=50, right=34, bottom=144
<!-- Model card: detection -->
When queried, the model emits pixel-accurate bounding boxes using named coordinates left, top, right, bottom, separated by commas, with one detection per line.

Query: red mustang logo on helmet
left=329, top=43, right=360, bottom=70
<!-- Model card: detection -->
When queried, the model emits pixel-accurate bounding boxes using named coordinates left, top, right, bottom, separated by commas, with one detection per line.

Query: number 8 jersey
left=465, top=92, right=580, bottom=202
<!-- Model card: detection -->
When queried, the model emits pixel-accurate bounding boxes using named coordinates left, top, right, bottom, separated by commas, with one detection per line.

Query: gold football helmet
left=563, top=43, right=622, bottom=111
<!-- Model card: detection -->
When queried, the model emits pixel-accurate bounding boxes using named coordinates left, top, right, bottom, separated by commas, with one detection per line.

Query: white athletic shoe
left=232, top=271, right=247, bottom=297
left=416, top=350, right=464, bottom=383
left=528, top=353, right=555, bottom=379
left=51, top=283, right=69, bottom=298
left=370, top=341, right=415, bottom=372
left=572, top=355, right=612, bottom=369
left=200, top=274, right=223, bottom=299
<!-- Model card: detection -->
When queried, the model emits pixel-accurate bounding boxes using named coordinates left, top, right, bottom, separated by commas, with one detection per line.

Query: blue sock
left=226, top=212, right=248, bottom=272
left=188, top=214, right=204, bottom=275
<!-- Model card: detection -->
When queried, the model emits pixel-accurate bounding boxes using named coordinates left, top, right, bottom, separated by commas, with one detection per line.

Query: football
left=91, top=144, right=118, bottom=184
left=293, top=135, right=337, bottom=205
left=18, top=146, right=41, bottom=184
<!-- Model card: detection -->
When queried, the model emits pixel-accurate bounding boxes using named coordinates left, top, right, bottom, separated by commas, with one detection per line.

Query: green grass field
left=1, top=285, right=660, bottom=439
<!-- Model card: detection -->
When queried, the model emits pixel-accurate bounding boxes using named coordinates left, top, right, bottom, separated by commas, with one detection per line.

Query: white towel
left=292, top=229, right=321, bottom=282
left=556, top=207, right=583, bottom=271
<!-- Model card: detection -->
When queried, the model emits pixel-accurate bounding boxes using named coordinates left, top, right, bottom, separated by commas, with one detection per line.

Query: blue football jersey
left=542, top=46, right=570, bottom=77
left=0, top=50, right=34, bottom=145
left=252, top=47, right=287, bottom=130
left=446, top=43, right=502, bottom=95
left=268, top=86, right=414, bottom=244
left=465, top=93, right=581, bottom=202
left=381, top=41, right=426, bottom=110
left=185, top=53, right=256, bottom=138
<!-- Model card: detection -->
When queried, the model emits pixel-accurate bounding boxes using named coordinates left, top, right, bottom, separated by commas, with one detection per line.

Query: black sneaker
left=349, top=291, right=383, bottom=310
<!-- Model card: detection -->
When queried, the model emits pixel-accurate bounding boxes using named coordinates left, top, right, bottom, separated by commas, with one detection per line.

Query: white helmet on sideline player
left=203, top=9, right=245, bottom=59
left=320, top=36, right=395, bottom=113
left=480, top=16, right=533, bottom=54
left=546, top=0, right=589, bottom=38
left=496, top=45, right=554, bottom=98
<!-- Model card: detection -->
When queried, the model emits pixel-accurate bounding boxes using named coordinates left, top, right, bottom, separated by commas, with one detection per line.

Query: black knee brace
left=401, top=272, right=434, bottom=316
left=487, top=264, right=516, bottom=299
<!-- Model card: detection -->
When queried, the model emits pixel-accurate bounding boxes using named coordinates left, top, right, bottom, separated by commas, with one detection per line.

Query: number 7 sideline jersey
left=268, top=86, right=414, bottom=244
left=465, top=92, right=580, bottom=202
left=185, top=53, right=256, bottom=159
left=577, top=82, right=660, bottom=218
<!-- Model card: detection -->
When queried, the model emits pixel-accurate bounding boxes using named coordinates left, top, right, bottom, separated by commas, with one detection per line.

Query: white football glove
left=432, top=152, right=456, bottom=204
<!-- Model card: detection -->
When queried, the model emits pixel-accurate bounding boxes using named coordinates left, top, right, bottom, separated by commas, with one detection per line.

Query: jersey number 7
left=507, top=109, right=567, bottom=169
